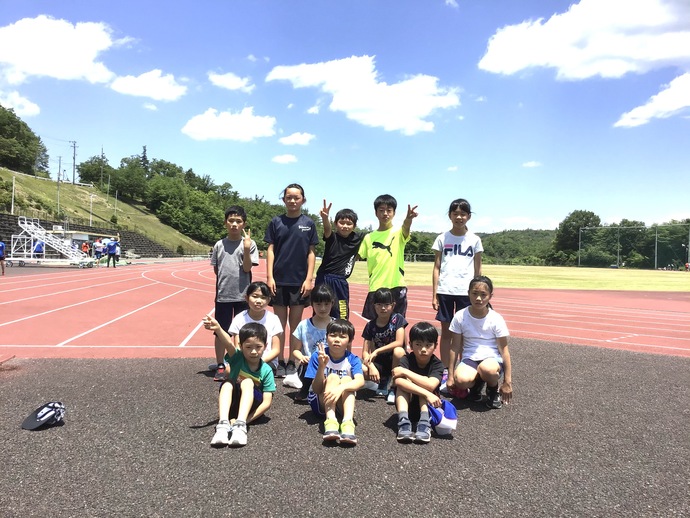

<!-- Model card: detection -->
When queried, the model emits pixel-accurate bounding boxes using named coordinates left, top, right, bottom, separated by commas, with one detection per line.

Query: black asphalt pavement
left=1, top=338, right=688, bottom=517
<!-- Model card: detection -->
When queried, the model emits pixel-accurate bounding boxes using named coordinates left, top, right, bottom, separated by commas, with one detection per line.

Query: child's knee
left=393, top=347, right=406, bottom=361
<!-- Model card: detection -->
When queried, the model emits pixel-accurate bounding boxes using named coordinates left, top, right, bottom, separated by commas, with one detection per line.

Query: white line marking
left=179, top=307, right=216, bottom=347
left=57, top=288, right=188, bottom=346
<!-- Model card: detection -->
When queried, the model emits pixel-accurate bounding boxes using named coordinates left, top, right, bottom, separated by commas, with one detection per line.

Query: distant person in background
left=115, top=242, right=121, bottom=264
left=93, top=239, right=104, bottom=266
left=81, top=241, right=90, bottom=256
left=32, top=240, right=44, bottom=258
left=0, top=236, right=6, bottom=276
left=106, top=236, right=119, bottom=268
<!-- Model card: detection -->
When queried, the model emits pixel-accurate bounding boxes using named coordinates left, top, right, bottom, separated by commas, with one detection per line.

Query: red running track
left=1, top=260, right=689, bottom=360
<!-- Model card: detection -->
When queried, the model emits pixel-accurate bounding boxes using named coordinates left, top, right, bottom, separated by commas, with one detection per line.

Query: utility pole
left=100, top=146, right=104, bottom=186
left=57, top=156, right=62, bottom=215
left=70, top=140, right=77, bottom=184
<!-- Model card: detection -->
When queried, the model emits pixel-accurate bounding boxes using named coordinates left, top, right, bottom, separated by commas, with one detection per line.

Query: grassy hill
left=0, top=167, right=208, bottom=254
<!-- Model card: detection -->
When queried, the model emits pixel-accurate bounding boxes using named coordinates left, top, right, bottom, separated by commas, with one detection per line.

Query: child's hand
left=368, top=364, right=380, bottom=383
left=320, top=199, right=332, bottom=220
left=300, top=278, right=313, bottom=298
left=432, top=295, right=439, bottom=311
left=242, top=229, right=252, bottom=249
left=391, top=366, right=405, bottom=380
left=317, top=343, right=329, bottom=367
left=406, top=204, right=419, bottom=220
left=323, top=385, right=342, bottom=407
left=499, top=381, right=513, bottom=404
left=427, top=393, right=442, bottom=408
left=202, top=314, right=220, bottom=332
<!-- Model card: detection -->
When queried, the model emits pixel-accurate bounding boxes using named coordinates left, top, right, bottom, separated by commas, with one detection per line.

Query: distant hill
left=479, top=229, right=555, bottom=265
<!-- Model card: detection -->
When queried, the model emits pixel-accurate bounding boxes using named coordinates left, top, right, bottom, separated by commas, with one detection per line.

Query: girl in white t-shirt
left=211, top=281, right=283, bottom=379
left=431, top=199, right=483, bottom=385
left=446, top=276, right=512, bottom=410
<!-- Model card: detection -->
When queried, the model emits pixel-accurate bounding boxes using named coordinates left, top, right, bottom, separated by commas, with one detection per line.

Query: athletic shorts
left=214, top=301, right=249, bottom=332
left=220, top=380, right=264, bottom=419
left=272, top=284, right=309, bottom=307
left=461, top=357, right=504, bottom=376
left=306, top=389, right=345, bottom=419
left=362, top=286, right=407, bottom=321
left=315, top=274, right=350, bottom=320
left=435, top=294, right=471, bottom=323
left=94, top=251, right=102, bottom=259
left=372, top=353, right=393, bottom=378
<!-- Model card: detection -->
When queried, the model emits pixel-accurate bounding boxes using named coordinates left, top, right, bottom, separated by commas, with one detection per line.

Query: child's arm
left=446, top=331, right=463, bottom=389
left=432, top=250, right=442, bottom=310
left=474, top=250, right=482, bottom=277
left=497, top=336, right=512, bottom=404
left=242, top=230, right=253, bottom=273
left=391, top=366, right=440, bottom=393
left=266, top=243, right=276, bottom=295
left=202, top=315, right=236, bottom=358
left=247, top=392, right=273, bottom=423
left=301, top=245, right=316, bottom=297
left=263, top=333, right=280, bottom=363
left=290, top=334, right=309, bottom=365
left=310, top=345, right=329, bottom=394
left=401, top=204, right=419, bottom=239
left=320, top=199, right=333, bottom=239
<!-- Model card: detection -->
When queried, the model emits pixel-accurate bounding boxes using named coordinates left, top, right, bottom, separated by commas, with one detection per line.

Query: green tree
left=117, top=156, right=147, bottom=200
left=547, top=210, right=601, bottom=265
left=0, top=105, right=49, bottom=175
left=77, top=155, right=116, bottom=186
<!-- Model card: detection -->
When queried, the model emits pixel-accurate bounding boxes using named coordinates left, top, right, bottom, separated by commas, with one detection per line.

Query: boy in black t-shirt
left=315, top=200, right=364, bottom=320
left=391, top=322, right=445, bottom=444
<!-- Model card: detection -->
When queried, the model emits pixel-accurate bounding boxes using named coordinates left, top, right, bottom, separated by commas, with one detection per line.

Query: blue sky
left=1, top=0, right=689, bottom=233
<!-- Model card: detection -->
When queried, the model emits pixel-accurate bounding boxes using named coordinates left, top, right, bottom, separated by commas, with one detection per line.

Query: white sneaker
left=229, top=421, right=248, bottom=446
left=283, top=372, right=303, bottom=389
left=211, top=421, right=231, bottom=447
left=387, top=389, right=396, bottom=405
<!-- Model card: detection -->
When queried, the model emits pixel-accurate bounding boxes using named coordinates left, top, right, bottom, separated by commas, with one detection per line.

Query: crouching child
left=203, top=317, right=276, bottom=447
left=392, top=322, right=456, bottom=443
left=304, top=319, right=364, bottom=445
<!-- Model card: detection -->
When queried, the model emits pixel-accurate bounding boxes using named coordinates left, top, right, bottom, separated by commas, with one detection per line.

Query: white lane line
left=179, top=306, right=216, bottom=347
left=57, top=288, right=188, bottom=346
left=0, top=282, right=157, bottom=328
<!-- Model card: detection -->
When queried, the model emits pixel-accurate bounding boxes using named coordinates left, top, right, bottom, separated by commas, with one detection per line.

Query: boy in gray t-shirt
left=210, top=206, right=259, bottom=380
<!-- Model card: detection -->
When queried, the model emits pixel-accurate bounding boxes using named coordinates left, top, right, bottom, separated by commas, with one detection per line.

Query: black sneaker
left=285, top=361, right=297, bottom=376
left=414, top=421, right=431, bottom=444
left=469, top=377, right=486, bottom=402
left=485, top=387, right=502, bottom=409
left=213, top=363, right=228, bottom=382
left=275, top=360, right=287, bottom=378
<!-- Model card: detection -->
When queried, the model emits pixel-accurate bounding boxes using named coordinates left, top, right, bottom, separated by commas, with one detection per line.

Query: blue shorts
left=461, top=357, right=504, bottom=376
left=307, top=389, right=345, bottom=419
left=435, top=294, right=470, bottom=323
left=315, top=274, right=350, bottom=320
left=94, top=251, right=102, bottom=259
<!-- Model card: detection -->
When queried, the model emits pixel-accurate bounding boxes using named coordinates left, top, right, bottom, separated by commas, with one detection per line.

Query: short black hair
left=373, top=194, right=397, bottom=211
left=225, top=205, right=247, bottom=222
left=245, top=281, right=272, bottom=298
left=409, top=322, right=438, bottom=344
left=372, top=287, right=394, bottom=305
left=311, top=284, right=335, bottom=305
left=334, top=208, right=358, bottom=226
left=327, top=319, right=355, bottom=341
left=238, top=322, right=267, bottom=345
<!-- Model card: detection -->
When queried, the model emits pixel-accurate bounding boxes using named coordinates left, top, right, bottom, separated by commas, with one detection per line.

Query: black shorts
left=435, top=294, right=470, bottom=323
left=362, top=287, right=407, bottom=321
left=220, top=380, right=264, bottom=420
left=214, top=301, right=249, bottom=332
left=271, top=285, right=309, bottom=307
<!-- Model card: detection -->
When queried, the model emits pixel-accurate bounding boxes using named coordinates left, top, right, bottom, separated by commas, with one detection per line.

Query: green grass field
left=343, top=262, right=690, bottom=292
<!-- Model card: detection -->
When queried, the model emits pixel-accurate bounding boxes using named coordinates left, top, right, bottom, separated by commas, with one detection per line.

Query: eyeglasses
left=374, top=302, right=393, bottom=308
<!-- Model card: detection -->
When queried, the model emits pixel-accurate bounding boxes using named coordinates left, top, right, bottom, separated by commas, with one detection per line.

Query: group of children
left=203, top=184, right=512, bottom=448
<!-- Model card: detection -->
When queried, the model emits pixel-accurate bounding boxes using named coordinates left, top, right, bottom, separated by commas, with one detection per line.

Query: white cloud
left=279, top=132, right=315, bottom=145
left=475, top=95, right=487, bottom=102
left=447, top=165, right=458, bottom=172
left=445, top=0, right=459, bottom=7
left=111, top=69, right=187, bottom=101
left=143, top=103, right=157, bottom=111
left=0, top=15, right=121, bottom=85
left=522, top=161, right=542, bottom=168
left=208, top=71, right=255, bottom=93
left=614, top=72, right=690, bottom=127
left=272, top=154, right=297, bottom=164
left=247, top=54, right=257, bottom=62
left=307, top=104, right=320, bottom=114
left=266, top=55, right=460, bottom=135
left=287, top=103, right=294, bottom=109
left=478, top=0, right=690, bottom=80
left=0, top=91, right=40, bottom=116
left=181, top=107, right=276, bottom=141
